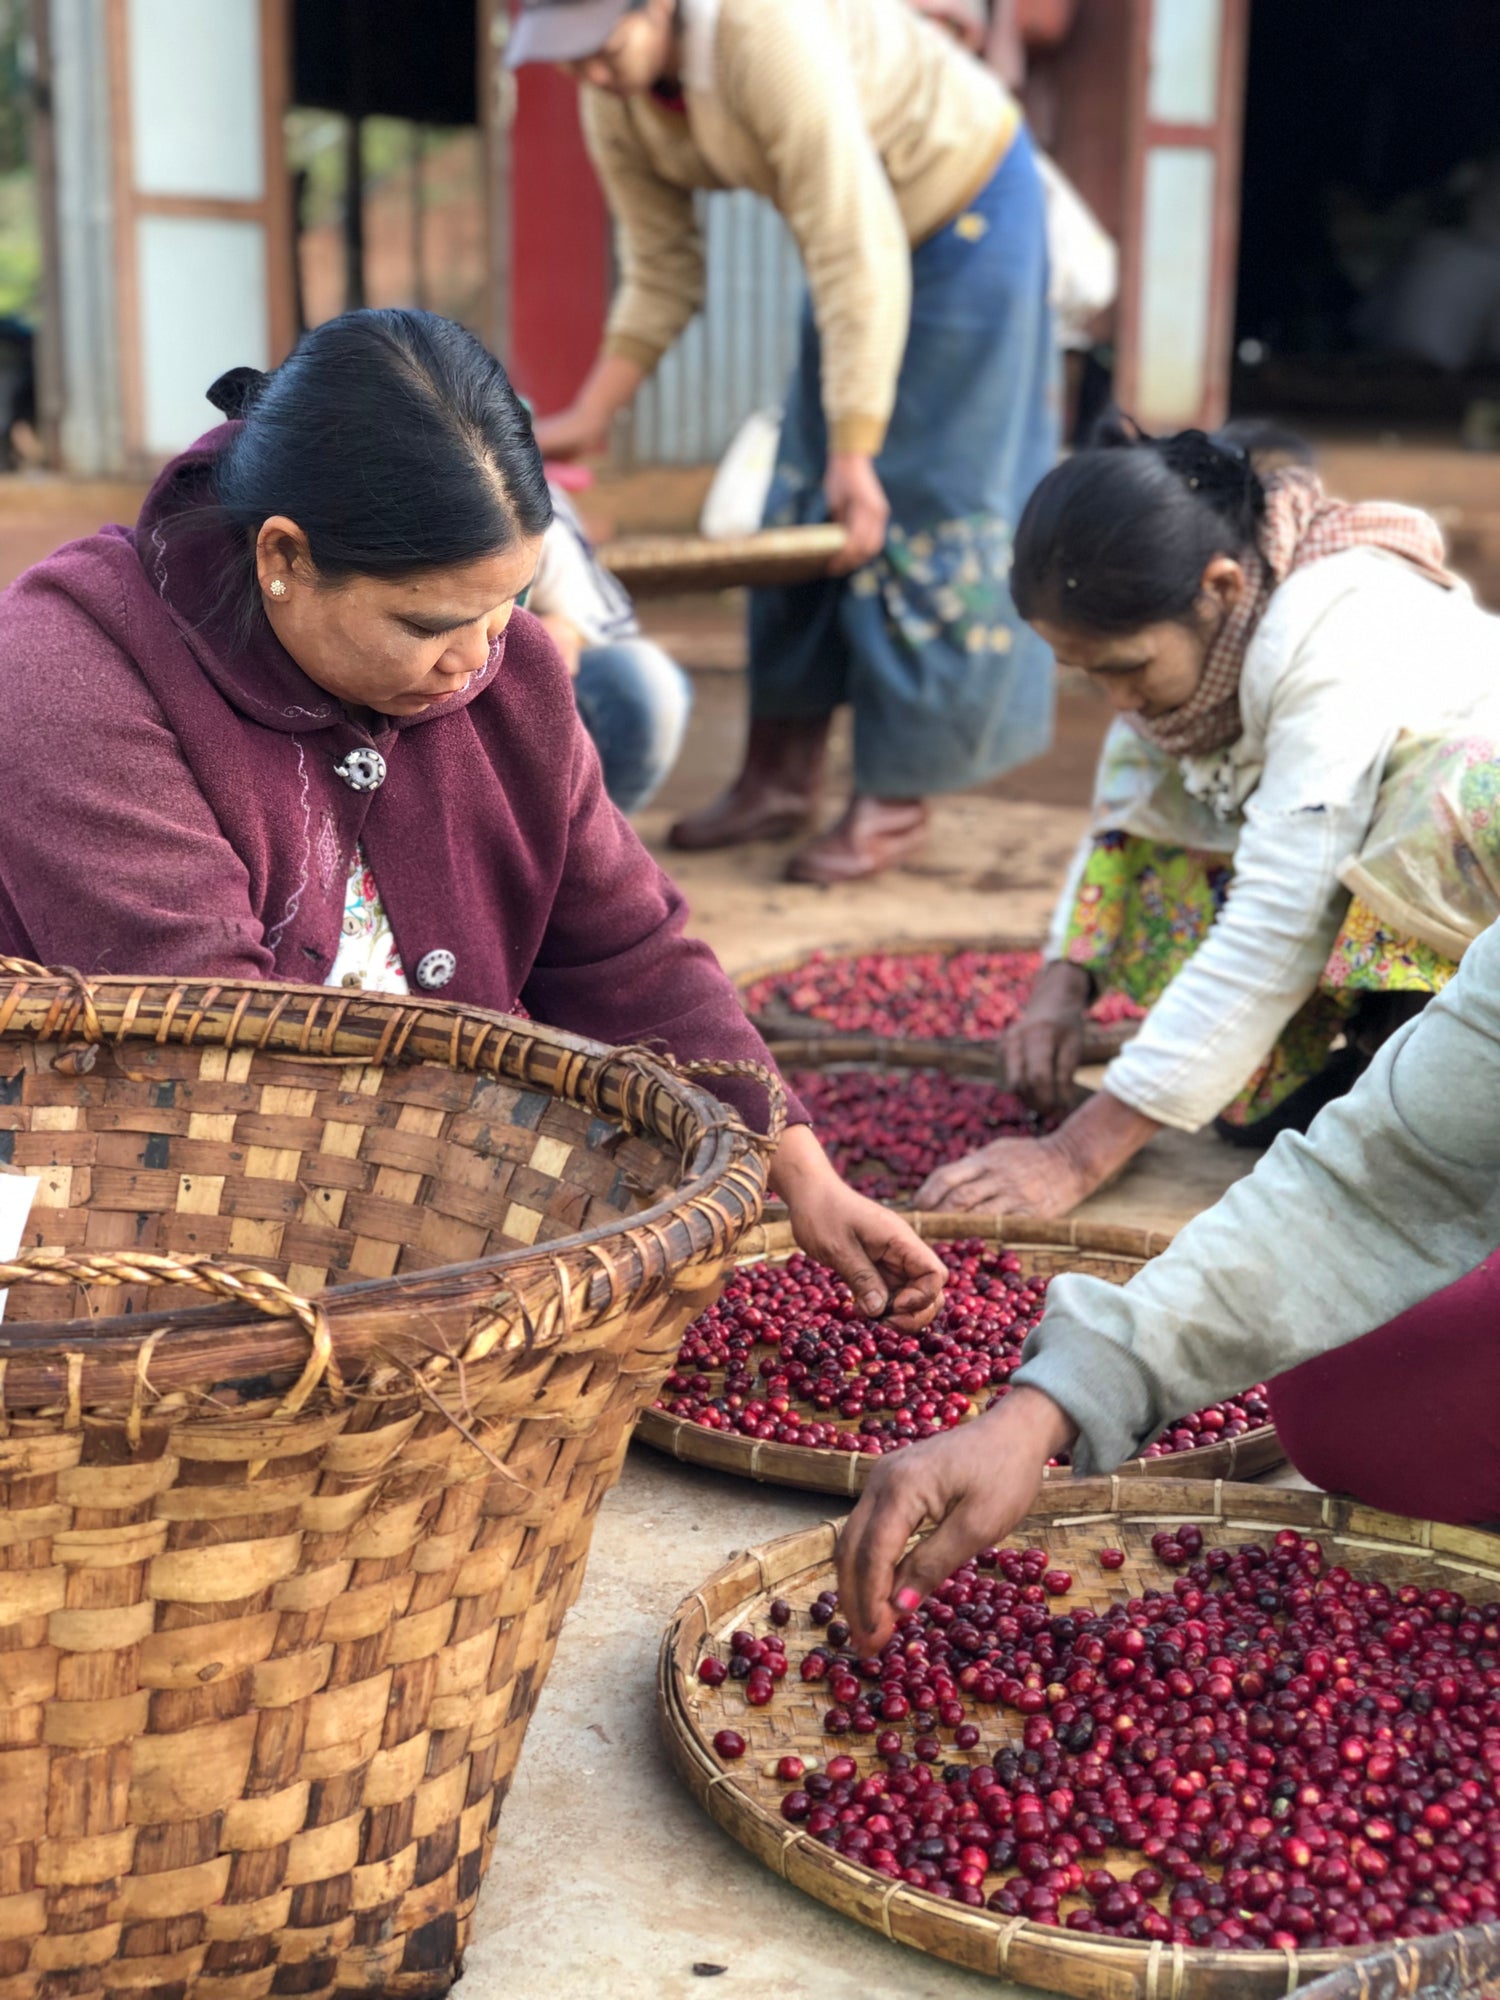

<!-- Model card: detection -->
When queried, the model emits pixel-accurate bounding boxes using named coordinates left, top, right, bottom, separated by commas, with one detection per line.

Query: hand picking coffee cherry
left=656, top=1240, right=1270, bottom=1465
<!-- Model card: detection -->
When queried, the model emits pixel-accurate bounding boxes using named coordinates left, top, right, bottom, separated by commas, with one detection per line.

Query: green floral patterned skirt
left=1060, top=833, right=1458, bottom=1128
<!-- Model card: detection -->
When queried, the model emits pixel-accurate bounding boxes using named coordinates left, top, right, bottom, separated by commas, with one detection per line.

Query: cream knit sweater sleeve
left=715, top=0, right=910, bottom=455
left=582, top=89, right=706, bottom=377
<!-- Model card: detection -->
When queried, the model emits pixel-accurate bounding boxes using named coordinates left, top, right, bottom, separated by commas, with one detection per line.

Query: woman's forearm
left=534, top=352, right=647, bottom=457
left=767, top=1120, right=836, bottom=1203
left=1051, top=1087, right=1162, bottom=1192
left=572, top=353, right=646, bottom=436
left=1029, top=958, right=1094, bottom=1016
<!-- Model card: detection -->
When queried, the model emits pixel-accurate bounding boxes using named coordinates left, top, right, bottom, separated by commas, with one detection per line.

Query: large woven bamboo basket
left=635, top=1215, right=1285, bottom=1493
left=661, top=1482, right=1500, bottom=2000
left=0, top=960, right=777, bottom=2000
left=1294, top=1924, right=1500, bottom=1998
left=733, top=932, right=1141, bottom=1065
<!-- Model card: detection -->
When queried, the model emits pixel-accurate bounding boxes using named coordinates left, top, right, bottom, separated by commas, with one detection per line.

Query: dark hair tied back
left=1154, top=428, right=1263, bottom=524
left=205, top=366, right=271, bottom=420
left=1011, top=417, right=1267, bottom=637
left=203, top=309, right=551, bottom=631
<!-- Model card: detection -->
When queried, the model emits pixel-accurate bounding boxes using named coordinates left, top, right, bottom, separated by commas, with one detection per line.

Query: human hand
left=824, top=452, right=890, bottom=572
left=999, top=1014, right=1085, bottom=1114
left=998, top=961, right=1093, bottom=1112
left=532, top=406, right=608, bottom=460
left=914, top=1130, right=1096, bottom=1216
left=538, top=613, right=585, bottom=677
left=532, top=353, right=646, bottom=462
left=837, top=1386, right=1078, bottom=1653
left=770, top=1125, right=945, bottom=1331
left=919, top=1086, right=1161, bottom=1215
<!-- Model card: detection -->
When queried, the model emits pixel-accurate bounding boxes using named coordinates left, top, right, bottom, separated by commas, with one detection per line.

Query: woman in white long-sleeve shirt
left=919, top=425, right=1500, bottom=1217
left=838, top=905, right=1500, bottom=1655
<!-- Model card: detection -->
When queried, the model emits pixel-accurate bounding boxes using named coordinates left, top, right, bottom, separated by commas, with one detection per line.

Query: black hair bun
left=1156, top=427, right=1265, bottom=520
left=206, top=366, right=270, bottom=420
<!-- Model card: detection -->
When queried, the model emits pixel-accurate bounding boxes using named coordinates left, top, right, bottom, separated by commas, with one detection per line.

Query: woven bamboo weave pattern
left=0, top=963, right=776, bottom=2000
left=635, top=1215, right=1285, bottom=1494
left=1294, top=1921, right=1500, bottom=1997
left=661, top=1483, right=1500, bottom=2000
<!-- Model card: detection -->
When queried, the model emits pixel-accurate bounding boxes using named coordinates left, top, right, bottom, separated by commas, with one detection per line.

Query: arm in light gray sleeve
left=1012, top=914, right=1500, bottom=1472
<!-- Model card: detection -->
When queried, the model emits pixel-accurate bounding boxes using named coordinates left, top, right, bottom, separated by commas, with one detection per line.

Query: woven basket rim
left=594, top=524, right=847, bottom=593
left=768, top=1033, right=1012, bottom=1076
left=634, top=1213, right=1284, bottom=1492
left=660, top=1480, right=1500, bottom=1998
left=1292, top=1921, right=1500, bottom=1998
left=0, top=968, right=767, bottom=1374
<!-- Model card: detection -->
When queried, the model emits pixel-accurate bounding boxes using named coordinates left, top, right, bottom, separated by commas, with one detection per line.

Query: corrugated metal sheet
left=622, top=189, right=803, bottom=466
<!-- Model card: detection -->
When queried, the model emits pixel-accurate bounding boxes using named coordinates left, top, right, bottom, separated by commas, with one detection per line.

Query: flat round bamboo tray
left=733, top=932, right=1142, bottom=1066
left=635, top=1215, right=1284, bottom=1493
left=767, top=1033, right=1077, bottom=1208
left=661, top=1481, right=1500, bottom=1999
left=594, top=525, right=847, bottom=594
left=0, top=959, right=776, bottom=2000
left=1294, top=1925, right=1500, bottom=1999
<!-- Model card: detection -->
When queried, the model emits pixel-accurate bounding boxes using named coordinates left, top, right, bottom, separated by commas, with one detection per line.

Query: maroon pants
left=1267, top=1252, right=1500, bottom=1527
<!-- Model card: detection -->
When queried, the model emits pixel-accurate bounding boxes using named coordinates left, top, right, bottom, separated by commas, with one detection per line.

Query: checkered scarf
left=1134, top=467, right=1459, bottom=760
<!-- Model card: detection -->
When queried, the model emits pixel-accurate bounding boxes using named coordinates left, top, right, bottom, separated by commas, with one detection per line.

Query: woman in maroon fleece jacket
left=0, top=308, right=943, bottom=1325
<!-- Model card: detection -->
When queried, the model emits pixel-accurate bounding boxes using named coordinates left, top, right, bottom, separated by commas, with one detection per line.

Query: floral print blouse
left=328, top=846, right=410, bottom=996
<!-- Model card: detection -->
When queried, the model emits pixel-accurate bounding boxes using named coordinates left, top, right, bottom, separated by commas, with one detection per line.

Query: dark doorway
left=1233, top=0, right=1500, bottom=439
left=286, top=0, right=487, bottom=334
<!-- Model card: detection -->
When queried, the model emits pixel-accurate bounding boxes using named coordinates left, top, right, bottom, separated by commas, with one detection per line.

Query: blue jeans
left=573, top=638, right=693, bottom=813
left=751, top=129, right=1058, bottom=796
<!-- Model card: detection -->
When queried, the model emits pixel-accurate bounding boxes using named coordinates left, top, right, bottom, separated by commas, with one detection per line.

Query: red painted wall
left=507, top=68, right=611, bottom=415
left=1025, top=0, right=1133, bottom=246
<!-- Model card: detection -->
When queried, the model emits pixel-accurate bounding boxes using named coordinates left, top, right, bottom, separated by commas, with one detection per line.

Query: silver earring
left=268, top=578, right=288, bottom=599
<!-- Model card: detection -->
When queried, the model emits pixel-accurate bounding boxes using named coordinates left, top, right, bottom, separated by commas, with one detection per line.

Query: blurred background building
left=6, top=0, right=1500, bottom=481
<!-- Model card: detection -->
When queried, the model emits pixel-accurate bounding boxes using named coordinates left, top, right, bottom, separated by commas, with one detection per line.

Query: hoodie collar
left=132, top=425, right=508, bottom=737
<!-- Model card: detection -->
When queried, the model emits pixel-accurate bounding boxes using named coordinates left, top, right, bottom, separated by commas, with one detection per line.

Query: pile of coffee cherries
left=741, top=947, right=1144, bottom=1042
left=656, top=1240, right=1270, bottom=1463
left=696, top=1529, right=1500, bottom=1951
left=786, top=1065, right=1050, bottom=1203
